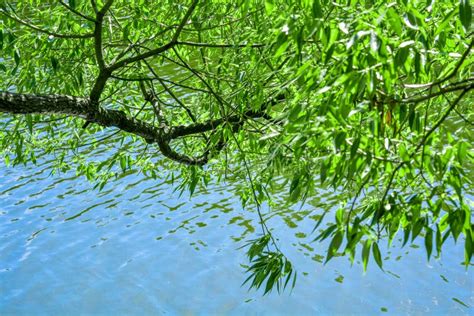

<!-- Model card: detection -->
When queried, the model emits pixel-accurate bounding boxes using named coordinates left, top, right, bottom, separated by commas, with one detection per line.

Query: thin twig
left=0, top=9, right=93, bottom=39
left=176, top=41, right=265, bottom=48
left=59, top=0, right=96, bottom=22
left=172, top=0, right=199, bottom=42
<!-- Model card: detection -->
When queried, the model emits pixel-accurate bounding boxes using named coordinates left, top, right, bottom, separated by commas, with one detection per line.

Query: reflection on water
left=0, top=104, right=473, bottom=314
left=0, top=154, right=472, bottom=315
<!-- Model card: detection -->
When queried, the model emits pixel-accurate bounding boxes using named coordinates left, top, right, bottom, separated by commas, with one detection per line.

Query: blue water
left=0, top=155, right=472, bottom=315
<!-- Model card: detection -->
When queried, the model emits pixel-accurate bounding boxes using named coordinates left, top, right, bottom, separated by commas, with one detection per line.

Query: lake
left=0, top=148, right=472, bottom=315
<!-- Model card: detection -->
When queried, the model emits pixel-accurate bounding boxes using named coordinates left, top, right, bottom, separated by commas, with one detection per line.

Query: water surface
left=0, top=152, right=472, bottom=315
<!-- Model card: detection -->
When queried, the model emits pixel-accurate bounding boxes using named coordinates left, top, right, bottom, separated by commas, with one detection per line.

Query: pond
left=0, top=150, right=472, bottom=315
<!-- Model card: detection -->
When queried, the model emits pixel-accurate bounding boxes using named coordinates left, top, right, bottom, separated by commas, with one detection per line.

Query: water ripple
left=0, top=160, right=472, bottom=315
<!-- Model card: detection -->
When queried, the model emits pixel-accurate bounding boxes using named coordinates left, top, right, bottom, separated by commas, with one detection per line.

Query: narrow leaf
left=372, top=242, right=383, bottom=270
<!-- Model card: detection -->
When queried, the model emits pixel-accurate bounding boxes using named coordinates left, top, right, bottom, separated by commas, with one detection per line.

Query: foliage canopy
left=0, top=0, right=473, bottom=293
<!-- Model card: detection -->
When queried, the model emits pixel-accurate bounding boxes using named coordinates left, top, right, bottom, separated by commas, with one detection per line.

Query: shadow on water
left=0, top=63, right=472, bottom=314
left=0, top=147, right=472, bottom=315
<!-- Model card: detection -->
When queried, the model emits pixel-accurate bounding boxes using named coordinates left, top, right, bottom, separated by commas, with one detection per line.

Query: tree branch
left=90, top=0, right=99, bottom=13
left=0, top=9, right=93, bottom=39
left=176, top=41, right=265, bottom=48
left=379, top=87, right=471, bottom=211
left=432, top=39, right=474, bottom=86
left=402, top=40, right=474, bottom=90
left=107, top=0, right=199, bottom=71
left=167, top=100, right=280, bottom=140
left=59, top=0, right=96, bottom=22
left=400, top=82, right=474, bottom=104
left=0, top=92, right=91, bottom=117
left=0, top=91, right=276, bottom=166
left=109, top=42, right=175, bottom=71
left=172, top=0, right=199, bottom=42
left=110, top=74, right=211, bottom=94
left=89, top=0, right=115, bottom=103
left=92, top=0, right=114, bottom=70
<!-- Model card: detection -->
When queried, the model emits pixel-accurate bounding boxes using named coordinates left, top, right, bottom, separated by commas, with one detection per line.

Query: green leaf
left=283, top=270, right=293, bottom=290
left=0, top=0, right=473, bottom=294
left=425, top=228, right=433, bottom=261
left=452, top=297, right=470, bottom=308
left=387, top=8, right=402, bottom=36
left=288, top=103, right=302, bottom=121
left=457, top=142, right=469, bottom=163
left=292, top=271, right=297, bottom=289
left=435, top=225, right=442, bottom=257
left=289, top=174, right=301, bottom=201
left=274, top=40, right=289, bottom=58
left=335, top=208, right=344, bottom=226
left=264, top=270, right=278, bottom=295
left=334, top=131, right=346, bottom=150
left=412, top=219, right=424, bottom=241
left=436, top=8, right=457, bottom=35
left=362, top=239, right=372, bottom=272
left=14, top=49, right=20, bottom=66
left=320, top=161, right=328, bottom=185
left=372, top=242, right=383, bottom=270
left=314, top=224, right=337, bottom=242
left=264, top=0, right=274, bottom=14
left=465, top=230, right=473, bottom=266
left=325, top=231, right=343, bottom=263
left=25, top=115, right=33, bottom=134
left=312, top=0, right=323, bottom=18
left=120, top=156, right=127, bottom=171
left=350, top=136, right=360, bottom=159
left=51, top=57, right=59, bottom=71
left=459, top=0, right=473, bottom=30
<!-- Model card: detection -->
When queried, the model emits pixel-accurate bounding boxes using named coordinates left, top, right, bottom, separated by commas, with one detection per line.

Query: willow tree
left=0, top=0, right=472, bottom=293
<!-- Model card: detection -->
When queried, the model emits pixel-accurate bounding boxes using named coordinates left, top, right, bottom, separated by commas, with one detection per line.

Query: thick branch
left=0, top=92, right=272, bottom=166
left=0, top=91, right=162, bottom=137
left=90, top=68, right=112, bottom=103
left=0, top=92, right=91, bottom=117
left=89, top=0, right=115, bottom=102
left=92, top=0, right=114, bottom=70
left=172, top=0, right=199, bottom=42
left=167, top=110, right=268, bottom=140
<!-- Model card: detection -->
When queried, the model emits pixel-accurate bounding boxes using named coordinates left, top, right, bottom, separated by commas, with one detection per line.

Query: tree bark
left=0, top=91, right=270, bottom=166
left=0, top=92, right=91, bottom=118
